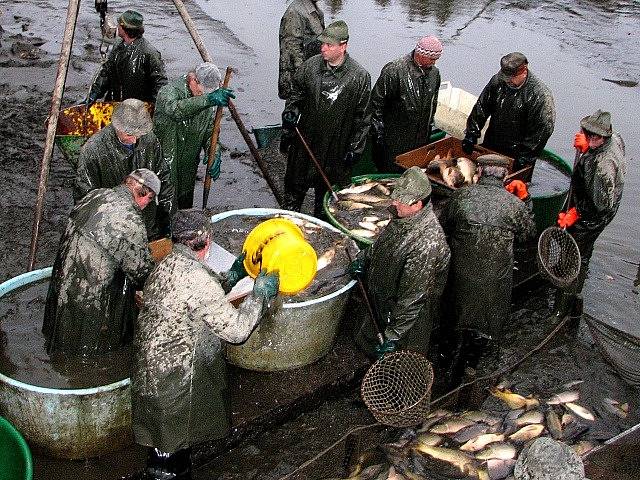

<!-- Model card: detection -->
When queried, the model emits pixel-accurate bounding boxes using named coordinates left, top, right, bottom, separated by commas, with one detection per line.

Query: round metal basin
left=0, top=268, right=132, bottom=459
left=211, top=208, right=357, bottom=372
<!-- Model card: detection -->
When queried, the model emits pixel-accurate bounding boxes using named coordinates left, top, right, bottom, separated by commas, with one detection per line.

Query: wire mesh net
left=537, top=226, right=581, bottom=288
left=361, top=351, right=434, bottom=427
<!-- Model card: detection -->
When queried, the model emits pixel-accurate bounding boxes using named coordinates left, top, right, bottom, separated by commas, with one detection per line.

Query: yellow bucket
left=243, top=219, right=317, bottom=294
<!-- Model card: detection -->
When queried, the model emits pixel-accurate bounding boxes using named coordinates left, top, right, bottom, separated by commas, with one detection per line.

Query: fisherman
left=43, top=169, right=159, bottom=357
left=461, top=52, right=555, bottom=176
left=441, top=156, right=536, bottom=378
left=278, top=0, right=325, bottom=100
left=153, top=62, right=235, bottom=209
left=349, top=167, right=450, bottom=358
left=86, top=10, right=167, bottom=105
left=370, top=35, right=443, bottom=173
left=131, top=209, right=279, bottom=480
left=280, top=20, right=371, bottom=218
left=551, top=110, right=626, bottom=320
left=75, top=98, right=174, bottom=239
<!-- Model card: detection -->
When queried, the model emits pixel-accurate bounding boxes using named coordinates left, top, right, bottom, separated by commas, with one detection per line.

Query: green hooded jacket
left=278, top=0, right=325, bottom=100
left=441, top=176, right=536, bottom=339
left=74, top=124, right=175, bottom=239
left=355, top=203, right=450, bottom=357
left=131, top=244, right=265, bottom=452
left=89, top=37, right=168, bottom=102
left=43, top=185, right=155, bottom=356
left=370, top=53, right=441, bottom=172
left=153, top=76, right=215, bottom=209
left=284, top=53, right=371, bottom=191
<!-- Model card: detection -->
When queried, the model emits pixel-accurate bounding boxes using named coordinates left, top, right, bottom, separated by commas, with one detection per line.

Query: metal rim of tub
left=0, top=267, right=130, bottom=395
left=210, top=208, right=357, bottom=307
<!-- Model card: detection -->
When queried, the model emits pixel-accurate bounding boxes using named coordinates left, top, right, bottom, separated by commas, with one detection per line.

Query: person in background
left=349, top=167, right=450, bottom=359
left=370, top=35, right=443, bottom=173
left=131, top=209, right=279, bottom=480
left=278, top=0, right=325, bottom=100
left=462, top=52, right=555, bottom=177
left=551, top=110, right=626, bottom=321
left=153, top=62, right=235, bottom=209
left=43, top=169, right=159, bottom=357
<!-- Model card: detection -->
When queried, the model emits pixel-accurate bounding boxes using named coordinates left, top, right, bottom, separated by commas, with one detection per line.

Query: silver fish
left=343, top=193, right=387, bottom=203
left=430, top=418, right=475, bottom=434
left=565, top=402, right=595, bottom=421
left=358, top=221, right=378, bottom=232
left=509, top=424, right=545, bottom=443
left=546, top=390, right=580, bottom=405
left=562, top=380, right=584, bottom=390
left=362, top=216, right=381, bottom=223
left=453, top=423, right=490, bottom=443
left=338, top=183, right=375, bottom=195
left=375, top=183, right=391, bottom=196
left=336, top=200, right=373, bottom=211
left=459, top=433, right=506, bottom=452
left=601, top=398, right=628, bottom=419
left=487, top=459, right=516, bottom=479
left=457, top=157, right=476, bottom=184
left=475, top=442, right=517, bottom=460
left=460, top=411, right=502, bottom=427
left=515, top=410, right=544, bottom=427
left=317, top=248, right=336, bottom=271
left=413, top=444, right=478, bottom=476
left=416, top=432, right=444, bottom=447
left=350, top=228, right=376, bottom=238
left=377, top=219, right=390, bottom=228
left=545, top=408, right=563, bottom=440
left=562, top=413, right=576, bottom=427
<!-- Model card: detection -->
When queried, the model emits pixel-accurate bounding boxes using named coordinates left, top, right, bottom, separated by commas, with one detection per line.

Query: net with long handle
left=537, top=225, right=581, bottom=288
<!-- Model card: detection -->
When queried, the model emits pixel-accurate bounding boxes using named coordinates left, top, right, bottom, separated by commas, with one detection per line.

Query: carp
left=457, top=157, right=477, bottom=184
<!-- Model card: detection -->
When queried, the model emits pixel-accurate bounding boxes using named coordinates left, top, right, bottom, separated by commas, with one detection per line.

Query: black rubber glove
left=279, top=130, right=294, bottom=155
left=461, top=135, right=476, bottom=155
left=281, top=110, right=299, bottom=130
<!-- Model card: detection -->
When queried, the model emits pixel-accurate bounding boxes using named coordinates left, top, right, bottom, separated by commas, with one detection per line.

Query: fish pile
left=327, top=179, right=395, bottom=241
left=327, top=381, right=621, bottom=480
left=426, top=148, right=476, bottom=189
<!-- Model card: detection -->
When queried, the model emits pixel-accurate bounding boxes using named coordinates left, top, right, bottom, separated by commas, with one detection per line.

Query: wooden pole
left=202, top=67, right=233, bottom=209
left=295, top=127, right=339, bottom=202
left=28, top=0, right=81, bottom=270
left=172, top=0, right=284, bottom=206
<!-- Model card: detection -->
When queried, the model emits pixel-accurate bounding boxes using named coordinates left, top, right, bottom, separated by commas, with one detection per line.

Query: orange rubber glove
left=505, top=180, right=529, bottom=200
left=557, top=207, right=580, bottom=228
left=574, top=132, right=589, bottom=153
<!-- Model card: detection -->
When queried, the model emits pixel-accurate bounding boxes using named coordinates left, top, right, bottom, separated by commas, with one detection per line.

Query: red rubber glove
left=574, top=132, right=589, bottom=153
left=505, top=180, right=529, bottom=200
left=557, top=207, right=580, bottom=228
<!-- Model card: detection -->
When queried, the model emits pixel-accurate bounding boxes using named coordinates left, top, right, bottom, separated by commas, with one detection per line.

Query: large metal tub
left=211, top=208, right=357, bottom=372
left=0, top=268, right=132, bottom=459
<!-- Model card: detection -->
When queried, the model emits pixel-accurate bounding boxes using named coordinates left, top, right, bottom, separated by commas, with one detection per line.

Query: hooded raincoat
left=74, top=124, right=175, bottom=239
left=43, top=185, right=154, bottom=356
left=131, top=244, right=265, bottom=452
left=89, top=37, right=168, bottom=103
left=278, top=0, right=325, bottom=100
left=284, top=53, right=371, bottom=197
left=355, top=203, right=450, bottom=357
left=153, top=77, right=215, bottom=209
left=370, top=53, right=440, bottom=172
left=441, top=176, right=536, bottom=339
left=465, top=71, right=555, bottom=169
left=566, top=132, right=626, bottom=293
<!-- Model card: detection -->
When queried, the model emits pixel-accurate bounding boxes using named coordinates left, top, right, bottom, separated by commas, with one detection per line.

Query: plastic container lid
left=261, top=234, right=317, bottom=294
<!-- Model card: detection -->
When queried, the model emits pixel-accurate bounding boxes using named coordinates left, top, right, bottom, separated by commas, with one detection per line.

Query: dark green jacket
left=153, top=76, right=216, bottom=209
left=278, top=0, right=325, bottom=100
left=131, top=244, right=264, bottom=452
left=43, top=186, right=155, bottom=356
left=370, top=53, right=440, bottom=171
left=465, top=71, right=555, bottom=161
left=356, top=204, right=450, bottom=356
left=284, top=53, right=371, bottom=190
left=441, top=176, right=536, bottom=338
left=89, top=37, right=168, bottom=102
left=74, top=124, right=175, bottom=239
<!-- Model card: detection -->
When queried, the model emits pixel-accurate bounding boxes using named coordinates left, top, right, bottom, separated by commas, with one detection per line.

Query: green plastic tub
left=0, top=416, right=33, bottom=480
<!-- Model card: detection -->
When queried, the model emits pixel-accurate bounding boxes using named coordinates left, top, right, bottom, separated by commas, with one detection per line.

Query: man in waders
left=280, top=20, right=371, bottom=218
left=153, top=62, right=235, bottom=209
left=278, top=0, right=325, bottom=100
left=75, top=98, right=175, bottom=239
left=349, top=167, right=450, bottom=359
left=86, top=10, right=167, bottom=105
left=131, top=210, right=280, bottom=480
left=441, top=156, right=536, bottom=380
left=550, top=110, right=626, bottom=321
left=370, top=35, right=443, bottom=173
left=461, top=52, right=555, bottom=177
left=43, top=169, right=159, bottom=357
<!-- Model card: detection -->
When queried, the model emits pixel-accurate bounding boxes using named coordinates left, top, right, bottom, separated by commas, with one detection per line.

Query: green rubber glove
left=206, top=87, right=235, bottom=106
left=208, top=144, right=222, bottom=180
left=347, top=257, right=366, bottom=279
left=253, top=269, right=280, bottom=301
left=222, top=253, right=248, bottom=293
left=375, top=339, right=397, bottom=359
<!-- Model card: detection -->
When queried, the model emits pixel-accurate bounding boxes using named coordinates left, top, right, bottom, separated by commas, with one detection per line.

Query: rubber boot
left=567, top=294, right=583, bottom=329
left=548, top=290, right=574, bottom=321
left=144, top=448, right=174, bottom=480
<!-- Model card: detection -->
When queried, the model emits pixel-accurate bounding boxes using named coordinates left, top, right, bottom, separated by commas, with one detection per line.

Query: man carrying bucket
left=550, top=110, right=626, bottom=321
left=280, top=20, right=371, bottom=218
left=43, top=169, right=159, bottom=356
left=370, top=35, right=443, bottom=173
left=74, top=99, right=175, bottom=239
left=131, top=210, right=279, bottom=480
left=349, top=167, right=450, bottom=359
left=461, top=52, right=555, bottom=176
left=153, top=62, right=235, bottom=209
left=86, top=10, right=167, bottom=105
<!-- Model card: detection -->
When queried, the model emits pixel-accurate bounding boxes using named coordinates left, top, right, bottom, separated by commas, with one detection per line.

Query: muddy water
left=0, top=279, right=131, bottom=389
left=528, top=156, right=571, bottom=197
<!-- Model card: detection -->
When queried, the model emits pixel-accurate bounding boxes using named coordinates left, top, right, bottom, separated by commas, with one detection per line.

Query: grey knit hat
left=195, top=62, right=222, bottom=91
left=318, top=20, right=349, bottom=44
left=580, top=109, right=612, bottom=137
left=391, top=166, right=432, bottom=205
left=128, top=168, right=161, bottom=196
left=111, top=99, right=152, bottom=137
left=499, top=52, right=528, bottom=79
